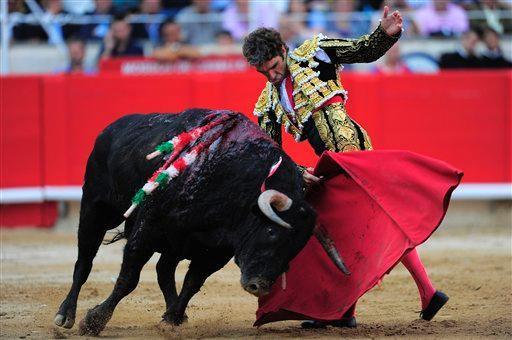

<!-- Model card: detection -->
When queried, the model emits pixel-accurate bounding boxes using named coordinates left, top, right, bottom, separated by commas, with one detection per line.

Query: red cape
left=255, top=150, right=463, bottom=326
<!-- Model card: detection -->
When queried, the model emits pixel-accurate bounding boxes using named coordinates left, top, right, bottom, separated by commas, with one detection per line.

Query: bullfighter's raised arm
left=318, top=6, right=403, bottom=64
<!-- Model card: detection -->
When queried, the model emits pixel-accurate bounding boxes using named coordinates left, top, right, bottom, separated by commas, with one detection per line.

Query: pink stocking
left=401, top=248, right=436, bottom=310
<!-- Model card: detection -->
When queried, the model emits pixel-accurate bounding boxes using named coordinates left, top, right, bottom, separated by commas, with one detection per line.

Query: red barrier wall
left=0, top=202, right=57, bottom=228
left=1, top=76, right=43, bottom=187
left=0, top=77, right=58, bottom=227
left=1, top=71, right=511, bottom=226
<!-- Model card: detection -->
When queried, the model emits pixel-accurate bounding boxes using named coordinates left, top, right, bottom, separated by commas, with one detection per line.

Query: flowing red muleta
left=255, top=150, right=463, bottom=326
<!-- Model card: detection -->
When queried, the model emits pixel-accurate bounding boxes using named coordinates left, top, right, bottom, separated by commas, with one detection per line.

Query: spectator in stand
left=439, top=29, right=483, bottom=69
left=62, top=0, right=94, bottom=14
left=175, top=0, right=222, bottom=45
left=328, top=0, right=371, bottom=38
left=358, top=0, right=385, bottom=11
left=8, top=0, right=27, bottom=14
left=152, top=20, right=201, bottom=62
left=307, top=0, right=330, bottom=33
left=100, top=13, right=144, bottom=59
left=210, top=0, right=231, bottom=12
left=112, top=0, right=139, bottom=13
left=405, top=0, right=431, bottom=9
left=222, top=0, right=281, bottom=42
left=452, top=0, right=479, bottom=10
left=12, top=0, right=72, bottom=43
left=246, top=0, right=283, bottom=35
left=209, top=30, right=240, bottom=55
left=216, top=30, right=235, bottom=46
left=222, top=0, right=250, bottom=42
left=374, top=43, right=411, bottom=73
left=59, top=37, right=96, bottom=74
left=132, top=0, right=165, bottom=45
left=80, top=0, right=116, bottom=41
left=414, top=0, right=469, bottom=37
left=161, top=0, right=192, bottom=17
left=473, top=0, right=512, bottom=35
left=480, top=26, right=512, bottom=68
left=278, top=16, right=307, bottom=50
left=286, top=0, right=312, bottom=38
left=9, top=0, right=29, bottom=42
left=44, top=0, right=78, bottom=44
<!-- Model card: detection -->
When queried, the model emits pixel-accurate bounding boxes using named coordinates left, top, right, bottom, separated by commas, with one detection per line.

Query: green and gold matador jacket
left=254, top=25, right=400, bottom=155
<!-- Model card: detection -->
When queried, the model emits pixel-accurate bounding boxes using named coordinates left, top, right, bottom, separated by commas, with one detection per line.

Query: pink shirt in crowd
left=222, top=3, right=280, bottom=42
left=415, top=2, right=469, bottom=37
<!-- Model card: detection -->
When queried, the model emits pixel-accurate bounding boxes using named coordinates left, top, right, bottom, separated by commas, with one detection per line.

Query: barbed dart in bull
left=125, top=115, right=237, bottom=218
left=146, top=112, right=234, bottom=160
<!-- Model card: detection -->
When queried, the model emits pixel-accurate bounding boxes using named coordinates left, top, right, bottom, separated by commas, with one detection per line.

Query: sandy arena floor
left=1, top=222, right=511, bottom=339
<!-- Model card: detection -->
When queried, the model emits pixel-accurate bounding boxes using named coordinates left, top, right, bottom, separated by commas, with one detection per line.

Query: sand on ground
left=1, top=223, right=511, bottom=339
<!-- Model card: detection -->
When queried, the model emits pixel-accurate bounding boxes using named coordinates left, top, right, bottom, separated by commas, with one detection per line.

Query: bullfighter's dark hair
left=242, top=28, right=289, bottom=66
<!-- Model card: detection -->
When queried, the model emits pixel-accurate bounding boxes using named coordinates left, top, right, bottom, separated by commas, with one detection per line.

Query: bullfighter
left=242, top=6, right=450, bottom=328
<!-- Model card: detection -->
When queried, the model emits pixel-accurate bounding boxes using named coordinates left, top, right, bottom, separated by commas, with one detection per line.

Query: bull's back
left=83, top=109, right=279, bottom=212
left=83, top=111, right=206, bottom=202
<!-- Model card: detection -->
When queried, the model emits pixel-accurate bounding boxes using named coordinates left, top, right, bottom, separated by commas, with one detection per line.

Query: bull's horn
left=314, top=224, right=351, bottom=275
left=257, top=190, right=293, bottom=229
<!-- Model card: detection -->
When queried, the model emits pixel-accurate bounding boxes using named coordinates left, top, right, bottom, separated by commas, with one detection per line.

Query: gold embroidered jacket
left=254, top=25, right=400, bottom=155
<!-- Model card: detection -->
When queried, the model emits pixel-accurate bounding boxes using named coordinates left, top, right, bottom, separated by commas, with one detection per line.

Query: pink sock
left=401, top=248, right=436, bottom=310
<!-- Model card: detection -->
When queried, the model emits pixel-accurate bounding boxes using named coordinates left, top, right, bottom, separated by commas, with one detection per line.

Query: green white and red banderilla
left=146, top=113, right=234, bottom=160
left=124, top=117, right=237, bottom=218
left=148, top=113, right=236, bottom=189
left=129, top=113, right=235, bottom=217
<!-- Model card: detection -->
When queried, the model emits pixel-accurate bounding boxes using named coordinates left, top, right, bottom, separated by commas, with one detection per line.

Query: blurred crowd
left=6, top=0, right=512, bottom=72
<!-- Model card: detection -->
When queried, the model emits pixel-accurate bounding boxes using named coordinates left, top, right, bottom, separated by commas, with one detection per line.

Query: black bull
left=54, top=109, right=346, bottom=335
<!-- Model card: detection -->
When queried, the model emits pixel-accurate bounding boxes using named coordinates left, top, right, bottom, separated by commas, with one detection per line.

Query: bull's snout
left=241, top=277, right=271, bottom=297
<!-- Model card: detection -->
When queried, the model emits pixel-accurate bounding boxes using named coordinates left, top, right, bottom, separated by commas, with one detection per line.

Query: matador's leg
left=401, top=248, right=449, bottom=320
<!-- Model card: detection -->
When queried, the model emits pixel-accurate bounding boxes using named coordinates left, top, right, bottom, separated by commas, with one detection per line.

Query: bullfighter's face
left=234, top=199, right=316, bottom=297
left=256, top=47, right=288, bottom=85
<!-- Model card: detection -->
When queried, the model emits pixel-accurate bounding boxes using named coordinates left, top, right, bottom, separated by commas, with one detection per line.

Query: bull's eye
left=266, top=227, right=275, bottom=238
left=298, top=206, right=308, bottom=217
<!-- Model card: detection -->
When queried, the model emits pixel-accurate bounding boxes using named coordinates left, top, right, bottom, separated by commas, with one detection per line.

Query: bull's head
left=234, top=189, right=349, bottom=297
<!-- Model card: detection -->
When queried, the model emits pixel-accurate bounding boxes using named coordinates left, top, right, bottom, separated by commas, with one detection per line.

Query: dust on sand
left=1, top=224, right=510, bottom=339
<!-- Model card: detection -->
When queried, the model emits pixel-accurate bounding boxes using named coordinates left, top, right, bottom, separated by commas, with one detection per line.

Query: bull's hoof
left=55, top=301, right=76, bottom=329
left=162, top=312, right=188, bottom=326
left=78, top=305, right=113, bottom=336
left=54, top=313, right=75, bottom=329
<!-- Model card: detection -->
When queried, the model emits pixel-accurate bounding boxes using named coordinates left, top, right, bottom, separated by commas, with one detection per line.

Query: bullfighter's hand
left=380, top=6, right=403, bottom=36
left=303, top=167, right=322, bottom=189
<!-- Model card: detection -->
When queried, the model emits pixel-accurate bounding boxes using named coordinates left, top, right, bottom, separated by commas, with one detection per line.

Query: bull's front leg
left=78, top=232, right=153, bottom=336
left=161, top=249, right=232, bottom=326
